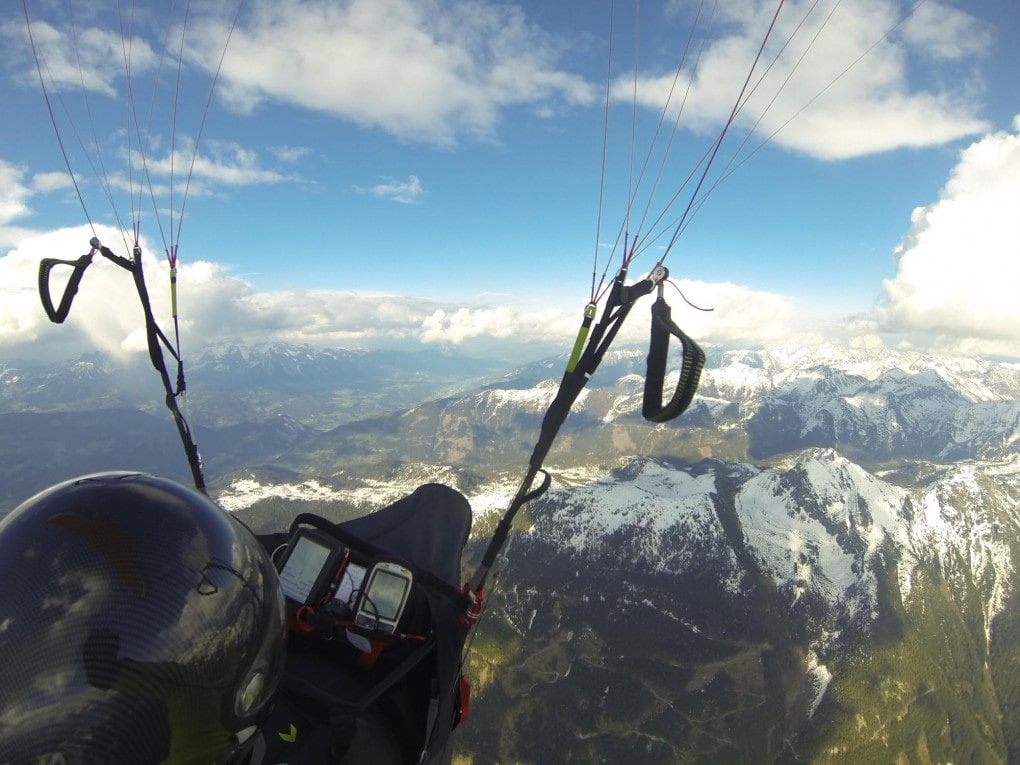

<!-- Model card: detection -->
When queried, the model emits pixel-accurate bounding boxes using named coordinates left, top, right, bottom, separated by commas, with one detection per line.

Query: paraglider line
left=660, top=0, right=788, bottom=265
left=22, top=0, right=95, bottom=237
left=176, top=0, right=248, bottom=249
left=592, top=0, right=617, bottom=303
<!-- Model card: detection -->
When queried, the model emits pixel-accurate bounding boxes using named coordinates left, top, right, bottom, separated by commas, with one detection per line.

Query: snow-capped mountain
left=231, top=345, right=1020, bottom=485
left=525, top=450, right=1019, bottom=645
left=740, top=362, right=1020, bottom=462
left=557, top=345, right=1020, bottom=463
left=4, top=341, right=1020, bottom=761
left=455, top=449, right=1020, bottom=763
left=699, top=344, right=1020, bottom=403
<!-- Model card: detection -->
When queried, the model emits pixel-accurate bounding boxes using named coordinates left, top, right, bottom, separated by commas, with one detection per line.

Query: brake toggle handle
left=38, top=246, right=98, bottom=324
left=642, top=294, right=705, bottom=423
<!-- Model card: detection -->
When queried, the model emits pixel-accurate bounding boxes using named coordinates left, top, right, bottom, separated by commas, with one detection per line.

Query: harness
left=256, top=485, right=473, bottom=765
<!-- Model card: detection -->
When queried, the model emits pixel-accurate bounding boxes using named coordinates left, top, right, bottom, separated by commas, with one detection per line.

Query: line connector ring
left=650, top=264, right=669, bottom=297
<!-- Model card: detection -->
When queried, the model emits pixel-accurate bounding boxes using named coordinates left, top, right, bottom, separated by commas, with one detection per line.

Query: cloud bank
left=0, top=223, right=821, bottom=364
left=876, top=116, right=1020, bottom=358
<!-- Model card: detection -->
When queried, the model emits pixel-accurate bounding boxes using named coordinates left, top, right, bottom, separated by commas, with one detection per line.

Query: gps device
left=276, top=528, right=347, bottom=606
left=345, top=560, right=414, bottom=653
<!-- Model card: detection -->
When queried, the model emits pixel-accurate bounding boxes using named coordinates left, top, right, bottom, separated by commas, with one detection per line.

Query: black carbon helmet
left=0, top=472, right=286, bottom=764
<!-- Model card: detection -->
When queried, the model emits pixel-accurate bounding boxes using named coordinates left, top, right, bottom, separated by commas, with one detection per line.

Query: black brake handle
left=38, top=237, right=136, bottom=324
left=642, top=296, right=705, bottom=423
left=38, top=251, right=96, bottom=324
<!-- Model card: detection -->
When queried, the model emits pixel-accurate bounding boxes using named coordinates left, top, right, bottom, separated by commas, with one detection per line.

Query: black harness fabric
left=337, top=484, right=471, bottom=588
left=257, top=483, right=473, bottom=764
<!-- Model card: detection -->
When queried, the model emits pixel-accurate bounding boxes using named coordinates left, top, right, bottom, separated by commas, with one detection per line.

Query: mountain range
left=2, top=341, right=1020, bottom=762
left=454, top=449, right=1020, bottom=762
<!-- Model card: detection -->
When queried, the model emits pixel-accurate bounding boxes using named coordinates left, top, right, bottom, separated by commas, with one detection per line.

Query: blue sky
left=1, top=0, right=1018, bottom=363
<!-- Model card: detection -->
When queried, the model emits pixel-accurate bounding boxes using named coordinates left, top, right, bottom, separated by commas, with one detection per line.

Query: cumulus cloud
left=624, top=0, right=990, bottom=160
left=876, top=116, right=1020, bottom=356
left=901, top=2, right=993, bottom=60
left=186, top=0, right=596, bottom=145
left=31, top=172, right=75, bottom=194
left=13, top=0, right=989, bottom=169
left=626, top=279, right=834, bottom=354
left=0, top=224, right=554, bottom=361
left=1, top=225, right=154, bottom=359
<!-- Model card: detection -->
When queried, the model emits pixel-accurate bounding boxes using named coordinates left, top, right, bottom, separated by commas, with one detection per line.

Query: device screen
left=367, top=568, right=411, bottom=620
left=279, top=533, right=332, bottom=603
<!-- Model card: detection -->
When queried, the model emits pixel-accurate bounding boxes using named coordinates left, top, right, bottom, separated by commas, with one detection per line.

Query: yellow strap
left=565, top=303, right=598, bottom=373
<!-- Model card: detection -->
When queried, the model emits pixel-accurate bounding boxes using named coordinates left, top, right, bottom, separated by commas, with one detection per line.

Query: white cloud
left=13, top=0, right=989, bottom=173
left=16, top=218, right=1015, bottom=365
left=3, top=18, right=156, bottom=97
left=877, top=117, right=1020, bottom=355
left=2, top=225, right=826, bottom=364
left=4, top=7, right=301, bottom=216
left=355, top=175, right=424, bottom=204
left=139, top=139, right=294, bottom=192
left=0, top=160, right=32, bottom=226
left=420, top=304, right=572, bottom=345
left=31, top=172, right=74, bottom=194
left=901, top=2, right=994, bottom=61
left=0, top=159, right=38, bottom=250
left=186, top=0, right=596, bottom=146
left=663, top=280, right=825, bottom=350
left=0, top=225, right=150, bottom=359
left=269, top=145, right=312, bottom=164
left=624, top=0, right=990, bottom=160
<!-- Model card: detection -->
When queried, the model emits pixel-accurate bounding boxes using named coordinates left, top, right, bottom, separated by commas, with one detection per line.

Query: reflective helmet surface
left=0, top=472, right=286, bottom=765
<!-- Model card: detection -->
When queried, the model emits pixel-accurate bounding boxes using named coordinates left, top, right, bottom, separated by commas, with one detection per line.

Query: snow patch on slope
left=538, top=459, right=743, bottom=591
left=532, top=450, right=1020, bottom=650
left=217, top=477, right=349, bottom=511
